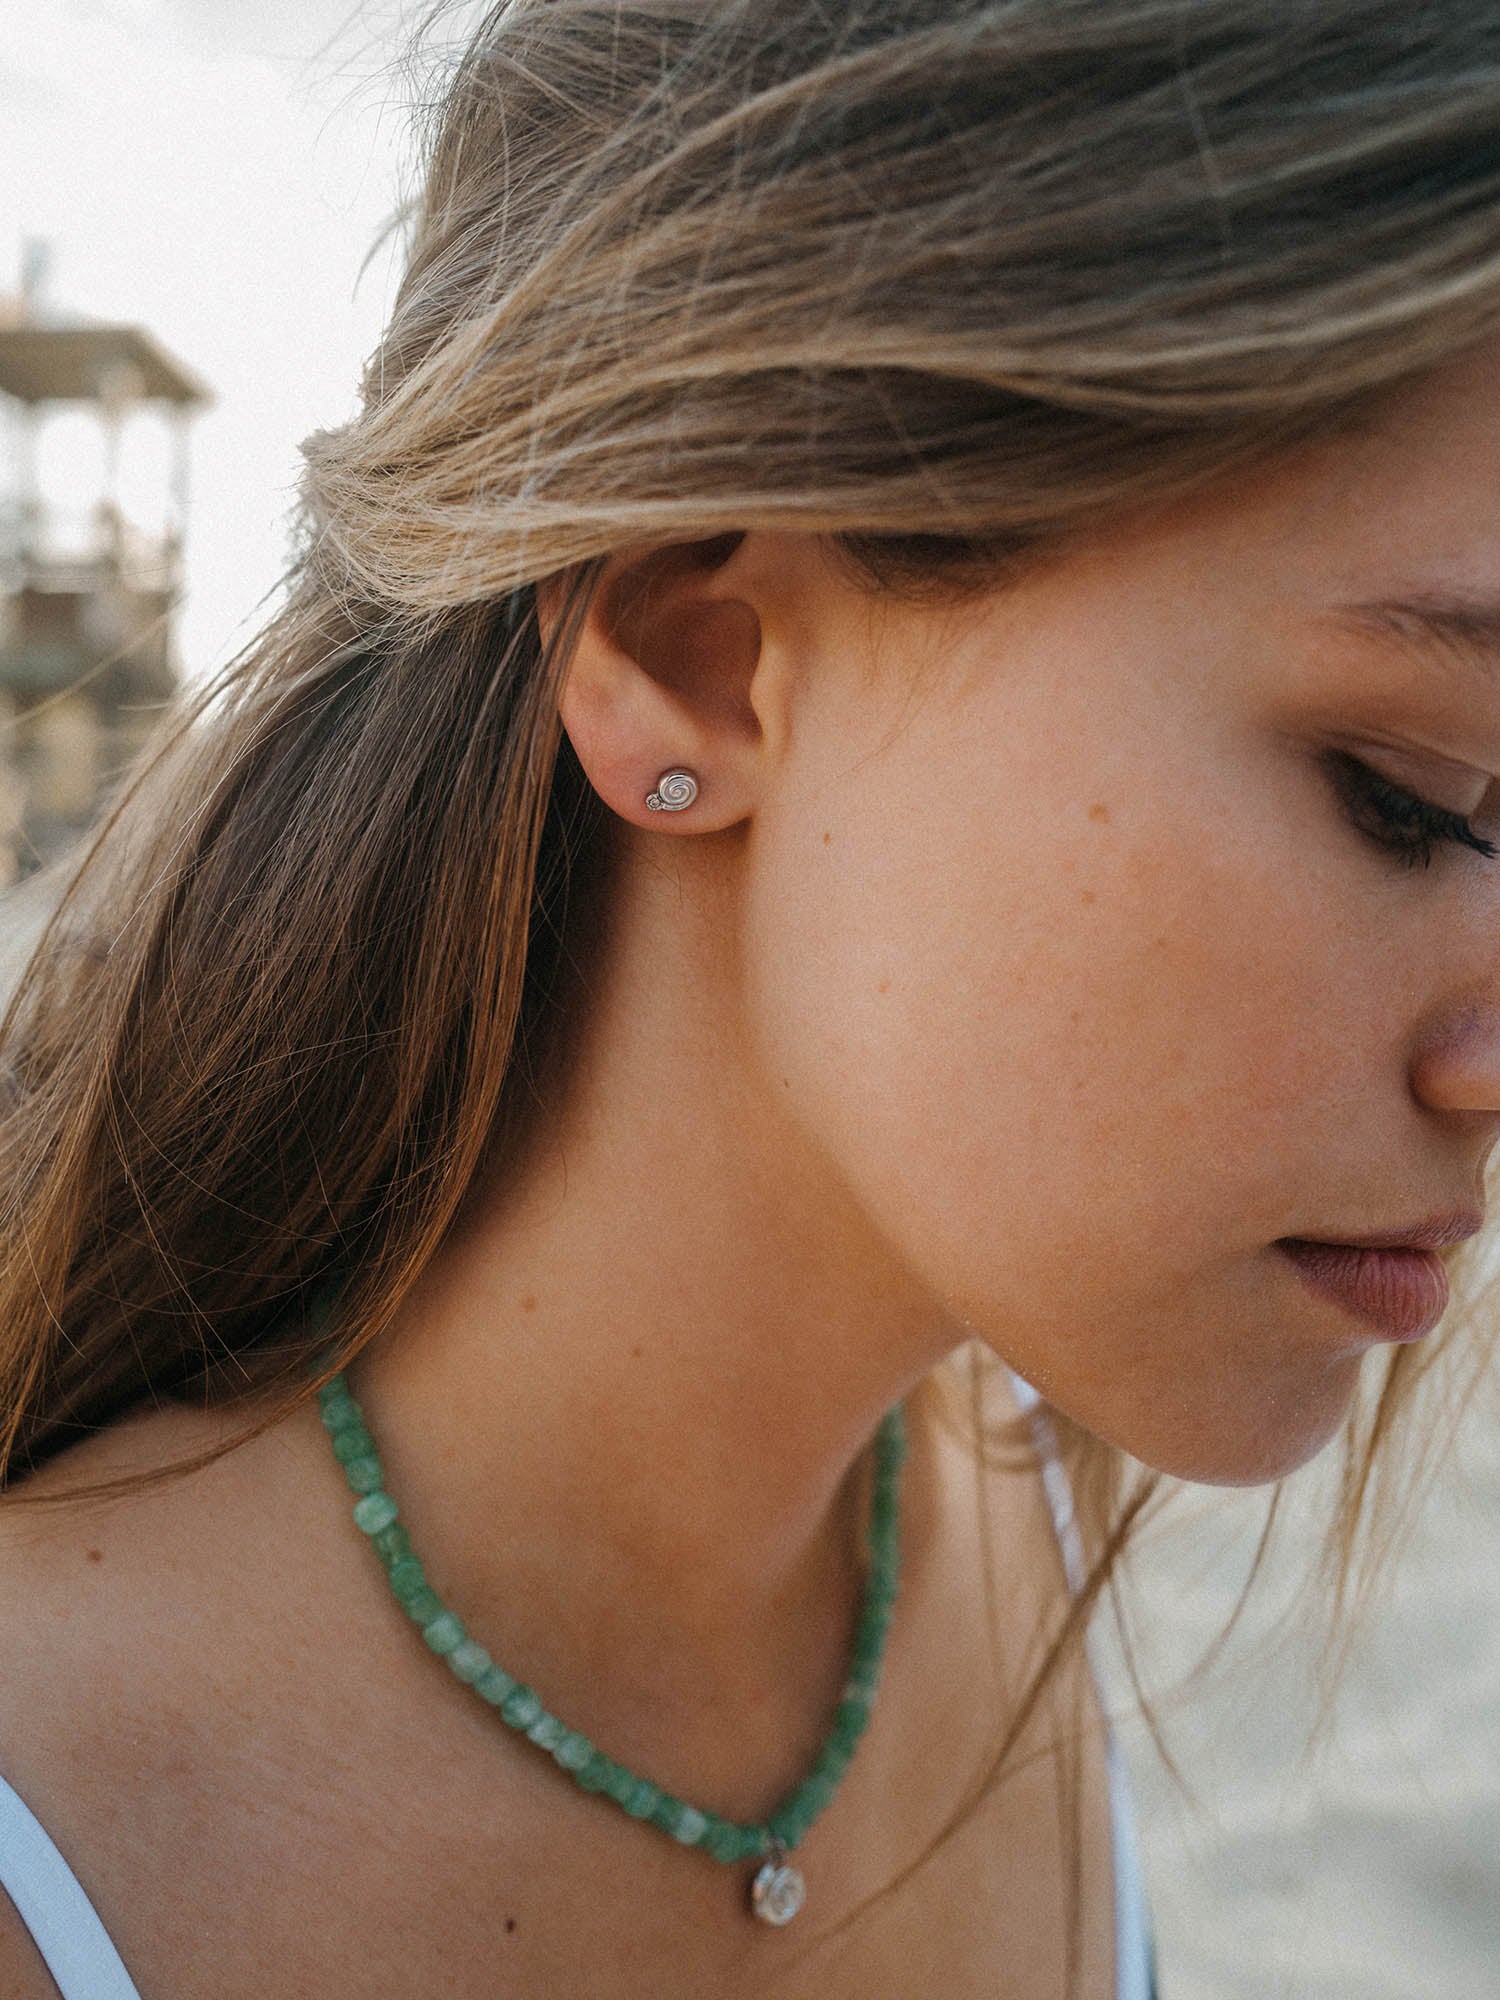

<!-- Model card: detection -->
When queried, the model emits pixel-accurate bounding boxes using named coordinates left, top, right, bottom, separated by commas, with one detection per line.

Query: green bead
left=343, top=1455, right=385, bottom=1494
left=402, top=1585, right=444, bottom=1625
left=833, top=1695, right=870, bottom=1739
left=526, top=1713, right=568, bottom=1752
left=319, top=1392, right=361, bottom=1433
left=808, top=1770, right=839, bottom=1809
left=449, top=1638, right=492, bottom=1684
left=851, top=1629, right=885, bottom=1673
left=810, top=1728, right=851, bottom=1771
left=775, top=1770, right=836, bottom=1841
left=577, top=1752, right=616, bottom=1794
left=388, top=1556, right=427, bottom=1601
left=861, top=1598, right=894, bottom=1637
left=700, top=1816, right=744, bottom=1864
left=331, top=1426, right=377, bottom=1464
left=423, top=1611, right=466, bottom=1655
left=713, top=1825, right=756, bottom=1864
left=371, top=1522, right=411, bottom=1565
left=475, top=1664, right=518, bottom=1705
left=554, top=1730, right=594, bottom=1773
left=501, top=1685, right=543, bottom=1730
left=649, top=1793, right=692, bottom=1837
left=809, top=1741, right=851, bottom=1787
left=622, top=1778, right=663, bottom=1821
left=352, top=1491, right=398, bottom=1535
left=603, top=1764, right=643, bottom=1809
left=667, top=1803, right=709, bottom=1846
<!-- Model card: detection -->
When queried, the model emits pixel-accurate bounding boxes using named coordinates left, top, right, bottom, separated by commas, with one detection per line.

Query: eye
left=1323, top=749, right=1499, bottom=871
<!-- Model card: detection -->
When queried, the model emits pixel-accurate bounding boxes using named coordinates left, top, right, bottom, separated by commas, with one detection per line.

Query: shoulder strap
left=1005, top=1370, right=1159, bottom=2000
left=0, top=1771, right=142, bottom=2000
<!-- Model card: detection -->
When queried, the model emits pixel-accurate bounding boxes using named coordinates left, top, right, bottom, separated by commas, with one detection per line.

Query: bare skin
left=4, top=336, right=1500, bottom=1995
left=0, top=1386, right=1118, bottom=1998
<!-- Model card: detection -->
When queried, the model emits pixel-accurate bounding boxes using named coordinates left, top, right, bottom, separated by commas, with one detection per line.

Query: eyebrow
left=1327, top=592, right=1500, bottom=683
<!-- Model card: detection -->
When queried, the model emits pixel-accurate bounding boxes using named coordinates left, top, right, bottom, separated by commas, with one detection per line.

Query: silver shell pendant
left=750, top=1845, right=805, bottom=1926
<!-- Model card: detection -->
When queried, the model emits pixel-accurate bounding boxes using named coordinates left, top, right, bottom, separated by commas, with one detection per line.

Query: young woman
left=3, top=2, right=1500, bottom=1994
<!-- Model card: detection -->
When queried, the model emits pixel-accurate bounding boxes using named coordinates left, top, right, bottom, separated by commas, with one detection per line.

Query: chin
left=1115, top=1364, right=1362, bottom=1488
left=987, top=1306, right=1370, bottom=1487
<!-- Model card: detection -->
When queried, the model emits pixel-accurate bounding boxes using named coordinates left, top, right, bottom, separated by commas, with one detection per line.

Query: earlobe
left=549, top=539, right=766, bottom=833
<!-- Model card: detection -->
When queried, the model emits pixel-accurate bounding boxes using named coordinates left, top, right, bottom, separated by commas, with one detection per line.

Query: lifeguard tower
left=0, top=241, right=211, bottom=885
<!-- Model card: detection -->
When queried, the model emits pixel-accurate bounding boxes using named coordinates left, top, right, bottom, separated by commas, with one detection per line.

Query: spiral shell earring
left=645, top=769, right=699, bottom=813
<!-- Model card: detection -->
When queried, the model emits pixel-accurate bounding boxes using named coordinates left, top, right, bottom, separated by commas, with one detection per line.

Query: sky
left=2, top=0, right=442, bottom=679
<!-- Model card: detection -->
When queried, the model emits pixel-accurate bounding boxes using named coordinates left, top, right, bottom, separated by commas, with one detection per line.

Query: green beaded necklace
left=318, top=1370, right=906, bottom=1926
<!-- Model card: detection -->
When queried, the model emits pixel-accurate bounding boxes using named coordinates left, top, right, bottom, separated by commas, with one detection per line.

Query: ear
left=540, top=533, right=769, bottom=833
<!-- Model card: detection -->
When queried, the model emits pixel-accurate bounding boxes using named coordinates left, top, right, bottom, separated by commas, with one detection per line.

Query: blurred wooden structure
left=0, top=245, right=211, bottom=887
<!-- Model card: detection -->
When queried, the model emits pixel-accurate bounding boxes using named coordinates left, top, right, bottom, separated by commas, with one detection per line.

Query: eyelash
left=1325, top=750, right=1500, bottom=871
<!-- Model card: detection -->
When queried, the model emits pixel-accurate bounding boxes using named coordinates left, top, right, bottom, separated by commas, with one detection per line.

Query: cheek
left=752, top=755, right=1346, bottom=1269
left=743, top=726, right=1388, bottom=1480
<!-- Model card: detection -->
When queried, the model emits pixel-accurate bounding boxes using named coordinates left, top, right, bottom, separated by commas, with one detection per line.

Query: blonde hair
left=4, top=0, right=1500, bottom=1969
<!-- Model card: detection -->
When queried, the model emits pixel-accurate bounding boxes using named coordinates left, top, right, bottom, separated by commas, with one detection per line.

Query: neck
left=345, top=843, right=962, bottom=1815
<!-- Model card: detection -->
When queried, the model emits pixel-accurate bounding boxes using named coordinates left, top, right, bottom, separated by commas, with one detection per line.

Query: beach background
left=4, top=3, right=1500, bottom=1992
left=1106, top=1378, right=1500, bottom=2000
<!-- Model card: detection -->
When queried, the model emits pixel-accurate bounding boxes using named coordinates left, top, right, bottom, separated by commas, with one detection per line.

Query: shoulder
left=0, top=1389, right=329, bottom=1645
left=0, top=1397, right=316, bottom=1997
left=0, top=1392, right=401, bottom=1990
left=0, top=1391, right=355, bottom=1837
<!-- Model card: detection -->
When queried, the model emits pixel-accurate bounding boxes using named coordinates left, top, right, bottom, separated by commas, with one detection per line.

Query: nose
left=1409, top=997, right=1500, bottom=1125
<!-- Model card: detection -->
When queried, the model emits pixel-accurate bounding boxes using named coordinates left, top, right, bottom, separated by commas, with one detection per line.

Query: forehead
left=1318, top=333, right=1500, bottom=531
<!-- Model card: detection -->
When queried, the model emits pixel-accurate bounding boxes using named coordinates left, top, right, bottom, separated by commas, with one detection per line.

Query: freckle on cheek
left=822, top=830, right=832, bottom=845
left=520, top=1295, right=537, bottom=1312
left=1088, top=803, right=1111, bottom=824
left=1080, top=890, right=1096, bottom=906
left=877, top=979, right=891, bottom=994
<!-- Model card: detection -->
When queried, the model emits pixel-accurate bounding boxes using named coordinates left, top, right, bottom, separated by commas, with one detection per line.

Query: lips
left=1327, top=1212, right=1484, bottom=1254
left=1276, top=1239, right=1453, bottom=1342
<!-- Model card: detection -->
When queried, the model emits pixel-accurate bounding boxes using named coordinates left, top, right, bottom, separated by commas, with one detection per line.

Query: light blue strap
left=1006, top=1370, right=1158, bottom=2000
left=1103, top=1732, right=1157, bottom=2000
left=0, top=1772, right=141, bottom=2000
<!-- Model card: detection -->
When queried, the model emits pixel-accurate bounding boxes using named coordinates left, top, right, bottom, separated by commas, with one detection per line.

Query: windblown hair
left=4, top=0, right=1500, bottom=1962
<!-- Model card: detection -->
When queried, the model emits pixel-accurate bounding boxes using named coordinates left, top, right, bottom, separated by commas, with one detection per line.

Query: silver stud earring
left=645, top=769, right=699, bottom=813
